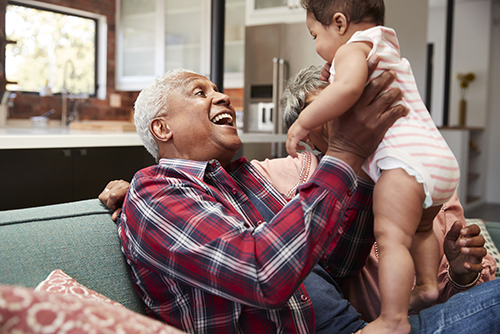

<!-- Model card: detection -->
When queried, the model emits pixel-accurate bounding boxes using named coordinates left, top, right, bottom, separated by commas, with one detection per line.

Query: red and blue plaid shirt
left=118, top=155, right=374, bottom=333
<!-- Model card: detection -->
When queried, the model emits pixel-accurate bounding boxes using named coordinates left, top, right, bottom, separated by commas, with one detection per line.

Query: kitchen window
left=5, top=0, right=107, bottom=99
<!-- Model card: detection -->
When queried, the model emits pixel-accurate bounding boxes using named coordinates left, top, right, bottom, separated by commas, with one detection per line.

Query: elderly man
left=102, top=57, right=500, bottom=334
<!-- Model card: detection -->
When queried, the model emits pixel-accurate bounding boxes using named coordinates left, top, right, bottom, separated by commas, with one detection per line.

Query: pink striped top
left=332, top=26, right=459, bottom=206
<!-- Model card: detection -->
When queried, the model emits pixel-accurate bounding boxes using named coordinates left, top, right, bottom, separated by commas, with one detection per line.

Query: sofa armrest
left=0, top=199, right=146, bottom=314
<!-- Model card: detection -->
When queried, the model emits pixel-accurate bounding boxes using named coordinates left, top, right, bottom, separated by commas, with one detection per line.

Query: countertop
left=0, top=121, right=287, bottom=150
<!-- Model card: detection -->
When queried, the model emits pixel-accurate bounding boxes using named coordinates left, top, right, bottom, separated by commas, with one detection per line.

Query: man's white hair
left=134, top=68, right=196, bottom=162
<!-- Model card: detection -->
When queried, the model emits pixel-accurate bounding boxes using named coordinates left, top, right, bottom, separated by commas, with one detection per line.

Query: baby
left=286, top=1, right=460, bottom=333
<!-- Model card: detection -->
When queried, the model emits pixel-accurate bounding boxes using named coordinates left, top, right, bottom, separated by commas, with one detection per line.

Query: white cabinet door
left=224, top=0, right=245, bottom=88
left=116, top=0, right=210, bottom=91
left=246, top=0, right=305, bottom=26
left=117, top=0, right=245, bottom=91
left=116, top=0, right=160, bottom=90
left=164, top=0, right=210, bottom=77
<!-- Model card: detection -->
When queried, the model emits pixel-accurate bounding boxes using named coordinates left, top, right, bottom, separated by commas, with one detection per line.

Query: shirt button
left=347, top=189, right=352, bottom=196
left=231, top=188, right=238, bottom=195
left=211, top=162, right=217, bottom=169
left=301, top=294, right=309, bottom=302
left=256, top=220, right=263, bottom=225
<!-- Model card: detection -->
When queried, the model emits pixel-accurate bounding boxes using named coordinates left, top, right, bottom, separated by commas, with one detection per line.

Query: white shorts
left=377, top=157, right=433, bottom=209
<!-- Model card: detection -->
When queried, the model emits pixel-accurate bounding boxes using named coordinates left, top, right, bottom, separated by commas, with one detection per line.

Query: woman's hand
left=319, top=63, right=332, bottom=82
left=444, top=221, right=486, bottom=285
left=98, top=180, right=130, bottom=221
left=324, top=54, right=407, bottom=172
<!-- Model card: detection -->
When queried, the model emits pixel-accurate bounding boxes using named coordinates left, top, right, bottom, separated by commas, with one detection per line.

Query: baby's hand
left=286, top=122, right=309, bottom=158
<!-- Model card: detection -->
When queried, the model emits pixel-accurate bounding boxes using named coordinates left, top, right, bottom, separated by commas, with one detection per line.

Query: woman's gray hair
left=134, top=68, right=196, bottom=162
left=281, top=65, right=328, bottom=130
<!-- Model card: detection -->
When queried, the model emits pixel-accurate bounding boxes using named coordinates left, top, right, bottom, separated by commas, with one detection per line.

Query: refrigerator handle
left=272, top=57, right=279, bottom=136
left=277, top=58, right=286, bottom=136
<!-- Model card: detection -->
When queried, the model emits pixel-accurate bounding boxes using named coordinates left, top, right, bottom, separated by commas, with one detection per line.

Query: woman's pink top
left=251, top=151, right=496, bottom=321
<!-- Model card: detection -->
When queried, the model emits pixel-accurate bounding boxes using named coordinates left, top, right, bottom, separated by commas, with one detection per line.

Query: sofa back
left=0, top=199, right=145, bottom=315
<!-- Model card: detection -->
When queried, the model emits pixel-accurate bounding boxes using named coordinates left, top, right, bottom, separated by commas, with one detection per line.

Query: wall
left=486, top=1, right=500, bottom=204
left=449, top=0, right=492, bottom=127
left=384, top=0, right=429, bottom=98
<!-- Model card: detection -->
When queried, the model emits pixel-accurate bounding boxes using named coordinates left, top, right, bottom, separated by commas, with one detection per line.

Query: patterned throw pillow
left=0, top=270, right=185, bottom=334
left=35, top=269, right=123, bottom=307
left=466, top=218, right=500, bottom=279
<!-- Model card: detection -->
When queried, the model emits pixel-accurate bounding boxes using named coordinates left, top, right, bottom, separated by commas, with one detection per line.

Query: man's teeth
left=212, top=113, right=233, bottom=124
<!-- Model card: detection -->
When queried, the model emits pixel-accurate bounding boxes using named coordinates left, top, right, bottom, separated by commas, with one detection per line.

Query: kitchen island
left=0, top=123, right=287, bottom=211
left=0, top=123, right=287, bottom=150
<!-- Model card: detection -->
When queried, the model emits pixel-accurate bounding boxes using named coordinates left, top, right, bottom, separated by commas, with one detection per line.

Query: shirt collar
left=158, top=156, right=248, bottom=179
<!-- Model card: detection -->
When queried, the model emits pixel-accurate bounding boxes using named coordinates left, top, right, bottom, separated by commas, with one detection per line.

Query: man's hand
left=325, top=55, right=407, bottom=172
left=444, top=221, right=486, bottom=285
left=98, top=180, right=130, bottom=221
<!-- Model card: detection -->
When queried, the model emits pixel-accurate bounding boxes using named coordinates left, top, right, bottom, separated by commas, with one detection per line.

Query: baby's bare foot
left=409, top=284, right=439, bottom=315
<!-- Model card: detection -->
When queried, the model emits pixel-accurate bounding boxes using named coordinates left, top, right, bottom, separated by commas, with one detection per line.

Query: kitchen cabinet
left=440, top=127, right=486, bottom=211
left=0, top=147, right=155, bottom=211
left=246, top=0, right=306, bottom=26
left=116, top=0, right=245, bottom=91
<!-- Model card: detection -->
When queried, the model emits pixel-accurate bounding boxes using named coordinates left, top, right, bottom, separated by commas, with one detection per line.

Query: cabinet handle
left=62, top=149, right=71, bottom=157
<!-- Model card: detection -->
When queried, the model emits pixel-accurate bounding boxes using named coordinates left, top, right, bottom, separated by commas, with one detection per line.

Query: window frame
left=6, top=0, right=107, bottom=99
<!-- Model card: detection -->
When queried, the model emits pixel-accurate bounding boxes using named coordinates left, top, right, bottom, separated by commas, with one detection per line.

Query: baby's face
left=306, top=12, right=343, bottom=62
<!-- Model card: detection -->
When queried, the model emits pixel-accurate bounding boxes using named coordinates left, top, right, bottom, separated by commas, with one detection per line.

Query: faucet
left=61, top=59, right=75, bottom=126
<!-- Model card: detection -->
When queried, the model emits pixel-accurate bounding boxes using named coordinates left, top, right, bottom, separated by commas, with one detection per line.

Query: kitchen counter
left=0, top=122, right=287, bottom=150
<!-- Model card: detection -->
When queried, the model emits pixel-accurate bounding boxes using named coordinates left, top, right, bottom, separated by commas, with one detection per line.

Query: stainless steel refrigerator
left=243, top=23, right=323, bottom=159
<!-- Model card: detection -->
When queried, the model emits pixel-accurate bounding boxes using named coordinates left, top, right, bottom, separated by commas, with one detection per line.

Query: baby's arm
left=286, top=42, right=372, bottom=157
left=300, top=42, right=372, bottom=129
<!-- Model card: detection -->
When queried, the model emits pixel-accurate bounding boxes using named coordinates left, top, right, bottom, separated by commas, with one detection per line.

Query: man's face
left=163, top=73, right=241, bottom=166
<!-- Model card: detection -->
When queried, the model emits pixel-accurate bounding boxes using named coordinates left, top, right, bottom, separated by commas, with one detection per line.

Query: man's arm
left=119, top=158, right=359, bottom=309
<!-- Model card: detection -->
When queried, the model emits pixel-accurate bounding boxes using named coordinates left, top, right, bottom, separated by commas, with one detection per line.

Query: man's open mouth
left=211, top=113, right=234, bottom=126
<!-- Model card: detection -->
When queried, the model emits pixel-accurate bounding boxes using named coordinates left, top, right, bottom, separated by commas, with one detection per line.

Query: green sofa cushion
left=0, top=199, right=145, bottom=315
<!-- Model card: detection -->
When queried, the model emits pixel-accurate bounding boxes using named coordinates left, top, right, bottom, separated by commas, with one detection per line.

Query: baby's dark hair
left=302, top=0, right=385, bottom=26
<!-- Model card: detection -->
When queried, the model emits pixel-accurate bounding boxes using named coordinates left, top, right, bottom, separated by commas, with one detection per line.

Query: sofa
left=0, top=199, right=499, bottom=333
left=0, top=199, right=185, bottom=333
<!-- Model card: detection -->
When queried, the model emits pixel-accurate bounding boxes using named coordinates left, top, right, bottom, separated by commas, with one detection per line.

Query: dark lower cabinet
left=0, top=146, right=155, bottom=211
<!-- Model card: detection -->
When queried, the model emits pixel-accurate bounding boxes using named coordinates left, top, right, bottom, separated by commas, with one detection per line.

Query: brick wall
left=1, top=0, right=243, bottom=122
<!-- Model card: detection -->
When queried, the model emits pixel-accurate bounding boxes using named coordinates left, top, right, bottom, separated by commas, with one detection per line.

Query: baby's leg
left=408, top=205, right=440, bottom=314
left=363, top=168, right=428, bottom=334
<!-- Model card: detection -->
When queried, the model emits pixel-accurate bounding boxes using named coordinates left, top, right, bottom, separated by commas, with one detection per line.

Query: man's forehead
left=178, top=73, right=213, bottom=88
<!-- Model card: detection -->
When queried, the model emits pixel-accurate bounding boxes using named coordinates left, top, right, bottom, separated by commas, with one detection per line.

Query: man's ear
left=150, top=117, right=172, bottom=143
left=333, top=13, right=348, bottom=35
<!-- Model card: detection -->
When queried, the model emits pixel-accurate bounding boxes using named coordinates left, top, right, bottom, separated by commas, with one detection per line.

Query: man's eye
left=195, top=90, right=206, bottom=97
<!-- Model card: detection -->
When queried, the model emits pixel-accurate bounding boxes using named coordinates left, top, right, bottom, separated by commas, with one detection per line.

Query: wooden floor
left=465, top=203, right=500, bottom=222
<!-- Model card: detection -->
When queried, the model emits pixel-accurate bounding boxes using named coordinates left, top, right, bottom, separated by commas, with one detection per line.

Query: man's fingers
left=377, top=105, right=407, bottom=130
left=446, top=221, right=463, bottom=242
left=462, top=246, right=487, bottom=257
left=464, top=262, right=484, bottom=272
left=459, top=235, right=486, bottom=248
left=111, top=208, right=122, bottom=222
left=461, top=224, right=481, bottom=237
left=366, top=54, right=380, bottom=77
left=359, top=71, right=397, bottom=107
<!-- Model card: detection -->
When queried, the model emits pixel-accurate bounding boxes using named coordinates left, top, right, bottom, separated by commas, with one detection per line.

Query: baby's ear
left=333, top=13, right=348, bottom=35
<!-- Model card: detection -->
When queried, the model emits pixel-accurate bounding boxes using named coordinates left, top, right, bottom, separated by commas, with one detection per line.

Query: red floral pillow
left=0, top=271, right=185, bottom=334
left=35, top=269, right=123, bottom=307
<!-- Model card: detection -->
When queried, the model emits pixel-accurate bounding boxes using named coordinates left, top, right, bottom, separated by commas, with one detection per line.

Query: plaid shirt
left=118, top=155, right=374, bottom=333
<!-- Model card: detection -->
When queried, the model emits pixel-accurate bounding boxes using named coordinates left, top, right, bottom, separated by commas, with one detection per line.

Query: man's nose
left=213, top=91, right=231, bottom=105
